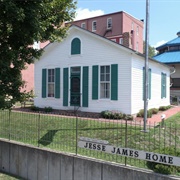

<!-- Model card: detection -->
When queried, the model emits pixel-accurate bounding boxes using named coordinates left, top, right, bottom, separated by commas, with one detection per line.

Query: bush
left=30, top=105, right=40, bottom=111
left=147, top=147, right=180, bottom=175
left=149, top=108, right=159, bottom=114
left=101, top=110, right=133, bottom=120
left=44, top=106, right=53, bottom=112
left=137, top=109, right=152, bottom=118
left=159, top=105, right=171, bottom=111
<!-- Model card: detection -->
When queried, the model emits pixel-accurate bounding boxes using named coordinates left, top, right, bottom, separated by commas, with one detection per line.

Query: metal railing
left=0, top=109, right=180, bottom=174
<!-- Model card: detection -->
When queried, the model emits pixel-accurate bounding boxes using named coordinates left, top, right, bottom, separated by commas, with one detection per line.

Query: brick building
left=70, top=11, right=144, bottom=53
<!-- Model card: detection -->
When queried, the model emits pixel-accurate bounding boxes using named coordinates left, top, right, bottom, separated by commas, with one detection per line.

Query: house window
left=48, top=69, right=55, bottom=97
left=107, top=18, right=112, bottom=29
left=71, top=38, right=81, bottom=55
left=81, top=23, right=86, bottom=29
left=100, top=66, right=110, bottom=99
left=161, top=73, right=166, bottom=98
left=137, top=26, right=139, bottom=35
left=131, top=22, right=134, bottom=30
left=92, top=21, right=97, bottom=31
left=119, top=38, right=123, bottom=44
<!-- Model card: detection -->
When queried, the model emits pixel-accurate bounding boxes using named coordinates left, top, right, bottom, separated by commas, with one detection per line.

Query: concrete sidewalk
left=135, top=106, right=180, bottom=126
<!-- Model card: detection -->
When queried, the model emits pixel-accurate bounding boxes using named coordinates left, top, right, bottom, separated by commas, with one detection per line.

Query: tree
left=0, top=0, right=76, bottom=109
left=143, top=41, right=156, bottom=58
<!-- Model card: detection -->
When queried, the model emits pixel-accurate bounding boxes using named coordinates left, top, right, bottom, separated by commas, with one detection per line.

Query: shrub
left=44, top=106, right=53, bottom=112
left=137, top=109, right=152, bottom=118
left=149, top=108, right=159, bottom=114
left=147, top=147, right=180, bottom=175
left=101, top=110, right=133, bottom=120
left=30, top=105, right=40, bottom=111
left=101, top=110, right=112, bottom=118
left=159, top=105, right=171, bottom=111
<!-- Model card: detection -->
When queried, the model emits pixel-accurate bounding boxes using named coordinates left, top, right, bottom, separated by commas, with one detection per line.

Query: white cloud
left=153, top=40, right=167, bottom=48
left=74, top=8, right=104, bottom=21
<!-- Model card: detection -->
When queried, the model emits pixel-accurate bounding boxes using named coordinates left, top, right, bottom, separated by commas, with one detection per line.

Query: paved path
left=135, top=106, right=180, bottom=126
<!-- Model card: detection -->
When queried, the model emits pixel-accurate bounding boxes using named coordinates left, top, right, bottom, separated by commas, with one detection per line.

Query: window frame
left=47, top=69, right=55, bottom=97
left=71, top=38, right=81, bottom=55
left=161, top=72, right=167, bottom=98
left=100, top=65, right=110, bottom=99
left=92, top=21, right=97, bottom=31
left=81, top=22, right=86, bottom=29
left=137, top=26, right=139, bottom=35
left=119, top=38, right=123, bottom=44
left=107, top=18, right=112, bottom=29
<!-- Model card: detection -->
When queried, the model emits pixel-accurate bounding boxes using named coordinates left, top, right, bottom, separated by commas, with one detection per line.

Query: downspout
left=170, top=66, right=176, bottom=87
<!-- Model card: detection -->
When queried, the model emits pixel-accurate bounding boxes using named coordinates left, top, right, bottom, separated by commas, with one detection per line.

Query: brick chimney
left=122, top=32, right=131, bottom=49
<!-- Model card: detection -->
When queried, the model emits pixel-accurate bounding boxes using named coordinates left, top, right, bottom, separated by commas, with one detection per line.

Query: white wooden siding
left=34, top=26, right=170, bottom=115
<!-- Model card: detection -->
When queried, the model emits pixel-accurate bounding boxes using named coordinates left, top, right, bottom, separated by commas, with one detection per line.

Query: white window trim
left=137, top=26, right=139, bottom=35
left=81, top=22, right=86, bottom=29
left=119, top=38, right=123, bottom=44
left=100, top=65, right=111, bottom=99
left=107, top=18, right=112, bottom=29
left=92, top=21, right=97, bottom=31
left=47, top=69, right=55, bottom=98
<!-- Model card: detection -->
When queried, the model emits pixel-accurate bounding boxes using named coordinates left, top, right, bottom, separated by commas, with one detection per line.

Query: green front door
left=70, top=67, right=81, bottom=106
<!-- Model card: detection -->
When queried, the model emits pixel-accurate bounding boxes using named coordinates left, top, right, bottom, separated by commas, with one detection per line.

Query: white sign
left=78, top=140, right=180, bottom=167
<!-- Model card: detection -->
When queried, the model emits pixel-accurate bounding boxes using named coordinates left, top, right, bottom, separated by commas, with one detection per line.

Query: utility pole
left=143, top=0, right=150, bottom=132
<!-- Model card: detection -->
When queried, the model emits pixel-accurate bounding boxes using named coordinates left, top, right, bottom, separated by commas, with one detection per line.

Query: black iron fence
left=0, top=109, right=180, bottom=175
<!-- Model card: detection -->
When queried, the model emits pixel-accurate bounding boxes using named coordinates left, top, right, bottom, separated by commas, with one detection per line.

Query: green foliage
left=143, top=41, right=156, bottom=58
left=44, top=106, right=53, bottom=113
left=137, top=109, right=152, bottom=118
left=159, top=105, right=171, bottom=111
left=0, top=0, right=76, bottom=109
left=149, top=108, right=159, bottom=114
left=30, top=105, right=40, bottom=112
left=147, top=147, right=180, bottom=175
left=101, top=110, right=133, bottom=120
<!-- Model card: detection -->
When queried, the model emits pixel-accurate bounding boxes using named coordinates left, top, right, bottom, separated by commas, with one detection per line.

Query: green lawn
left=0, top=110, right=180, bottom=170
left=0, top=172, right=22, bottom=180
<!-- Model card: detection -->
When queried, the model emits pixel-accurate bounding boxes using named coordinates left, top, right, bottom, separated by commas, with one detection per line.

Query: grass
left=0, top=171, right=23, bottom=180
left=0, top=110, right=180, bottom=172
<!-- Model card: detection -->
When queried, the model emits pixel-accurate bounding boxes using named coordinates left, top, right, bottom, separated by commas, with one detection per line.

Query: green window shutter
left=164, top=73, right=167, bottom=98
left=92, top=65, right=98, bottom=100
left=71, top=38, right=81, bottom=55
left=161, top=72, right=167, bottom=98
left=161, top=73, right=163, bottom=98
left=63, top=68, right=69, bottom=106
left=111, top=64, right=118, bottom=100
left=55, top=68, right=60, bottom=99
left=42, top=69, right=47, bottom=98
left=148, top=68, right=151, bottom=99
left=82, top=66, right=89, bottom=107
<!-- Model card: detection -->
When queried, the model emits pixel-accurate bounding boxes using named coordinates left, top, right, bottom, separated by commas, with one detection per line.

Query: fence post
left=125, top=119, right=127, bottom=166
left=75, top=113, right=78, bottom=155
left=8, top=109, right=11, bottom=141
left=38, top=111, right=40, bottom=147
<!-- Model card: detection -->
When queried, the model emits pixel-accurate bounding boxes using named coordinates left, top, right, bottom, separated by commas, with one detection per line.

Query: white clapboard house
left=34, top=25, right=170, bottom=115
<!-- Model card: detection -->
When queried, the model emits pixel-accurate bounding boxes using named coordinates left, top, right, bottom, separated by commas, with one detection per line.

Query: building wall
left=71, top=11, right=144, bottom=53
left=21, top=64, right=34, bottom=92
left=34, top=28, right=133, bottom=114
left=122, top=13, right=144, bottom=53
left=34, top=27, right=169, bottom=115
left=131, top=55, right=170, bottom=114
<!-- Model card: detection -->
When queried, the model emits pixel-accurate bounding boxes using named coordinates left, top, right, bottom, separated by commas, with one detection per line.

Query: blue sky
left=75, top=0, right=180, bottom=48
